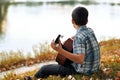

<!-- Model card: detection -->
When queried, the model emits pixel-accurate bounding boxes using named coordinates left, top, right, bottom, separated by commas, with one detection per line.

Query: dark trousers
left=34, top=64, right=79, bottom=78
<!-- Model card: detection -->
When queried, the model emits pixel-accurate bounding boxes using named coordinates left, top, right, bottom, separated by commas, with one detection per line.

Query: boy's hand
left=51, top=40, right=62, bottom=52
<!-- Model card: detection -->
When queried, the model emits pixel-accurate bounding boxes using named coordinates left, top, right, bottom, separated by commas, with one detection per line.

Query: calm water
left=0, top=1, right=120, bottom=54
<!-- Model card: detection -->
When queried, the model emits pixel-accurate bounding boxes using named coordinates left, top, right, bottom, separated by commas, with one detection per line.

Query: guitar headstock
left=55, top=34, right=63, bottom=46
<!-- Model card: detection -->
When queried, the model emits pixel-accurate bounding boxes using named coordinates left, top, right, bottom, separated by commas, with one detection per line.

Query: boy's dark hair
left=72, top=7, right=88, bottom=26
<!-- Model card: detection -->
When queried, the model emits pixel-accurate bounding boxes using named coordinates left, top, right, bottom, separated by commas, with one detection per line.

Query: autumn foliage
left=0, top=38, right=120, bottom=80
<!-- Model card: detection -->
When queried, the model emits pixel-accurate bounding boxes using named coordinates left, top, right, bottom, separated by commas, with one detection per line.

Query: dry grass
left=0, top=50, right=26, bottom=71
left=0, top=42, right=57, bottom=72
left=0, top=38, right=120, bottom=80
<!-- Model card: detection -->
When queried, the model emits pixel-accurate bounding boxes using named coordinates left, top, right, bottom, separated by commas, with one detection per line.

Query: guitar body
left=55, top=38, right=73, bottom=66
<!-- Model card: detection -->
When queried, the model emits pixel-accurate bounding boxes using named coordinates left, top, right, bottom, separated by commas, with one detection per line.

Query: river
left=0, top=0, right=120, bottom=54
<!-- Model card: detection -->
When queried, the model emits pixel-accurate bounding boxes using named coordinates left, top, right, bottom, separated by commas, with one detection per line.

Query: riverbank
left=0, top=61, right=57, bottom=79
left=0, top=38, right=120, bottom=80
left=0, top=43, right=57, bottom=73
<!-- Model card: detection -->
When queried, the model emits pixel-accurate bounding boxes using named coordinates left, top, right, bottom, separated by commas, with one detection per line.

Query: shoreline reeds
left=0, top=42, right=57, bottom=72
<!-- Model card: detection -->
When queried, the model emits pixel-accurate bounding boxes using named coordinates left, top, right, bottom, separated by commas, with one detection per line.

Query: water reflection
left=0, top=0, right=99, bottom=41
left=0, top=1, right=9, bottom=35
left=0, top=0, right=119, bottom=34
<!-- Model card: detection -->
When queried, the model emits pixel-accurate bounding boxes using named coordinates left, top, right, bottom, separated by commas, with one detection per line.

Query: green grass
left=0, top=38, right=120, bottom=80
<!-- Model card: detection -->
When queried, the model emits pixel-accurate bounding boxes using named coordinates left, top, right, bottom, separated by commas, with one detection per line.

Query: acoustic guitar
left=55, top=37, right=73, bottom=66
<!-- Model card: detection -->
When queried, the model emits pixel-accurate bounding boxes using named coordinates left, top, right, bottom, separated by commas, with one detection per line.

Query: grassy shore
left=0, top=38, right=120, bottom=80
left=0, top=42, right=57, bottom=72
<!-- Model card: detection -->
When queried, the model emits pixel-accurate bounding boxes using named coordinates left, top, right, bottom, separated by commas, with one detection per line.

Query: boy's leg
left=34, top=64, right=77, bottom=79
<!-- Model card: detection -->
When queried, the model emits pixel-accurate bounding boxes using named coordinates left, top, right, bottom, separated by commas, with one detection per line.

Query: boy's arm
left=51, top=40, right=84, bottom=64
left=59, top=48, right=85, bottom=64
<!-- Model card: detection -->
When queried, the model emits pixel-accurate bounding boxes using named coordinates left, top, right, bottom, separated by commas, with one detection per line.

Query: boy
left=24, top=6, right=100, bottom=80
